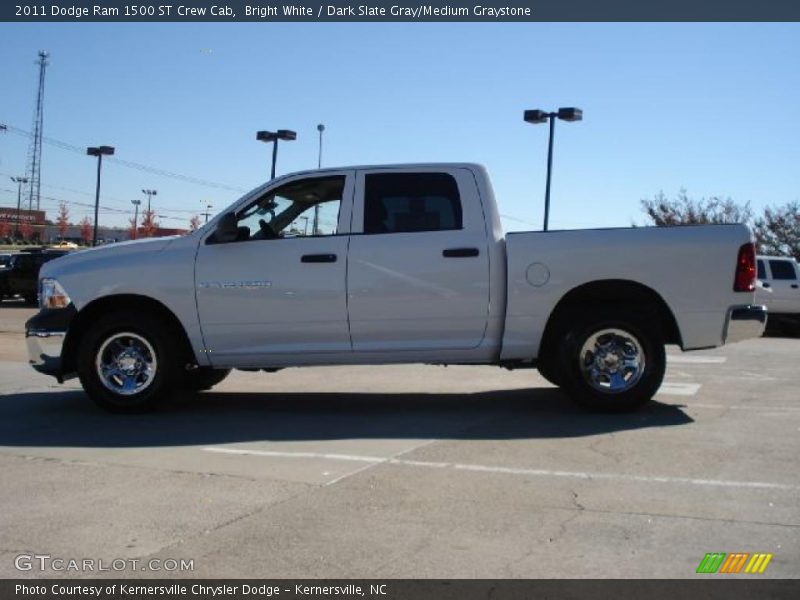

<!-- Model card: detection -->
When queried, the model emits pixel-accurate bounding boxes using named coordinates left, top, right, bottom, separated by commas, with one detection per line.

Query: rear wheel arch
left=62, top=294, right=196, bottom=376
left=538, top=279, right=681, bottom=363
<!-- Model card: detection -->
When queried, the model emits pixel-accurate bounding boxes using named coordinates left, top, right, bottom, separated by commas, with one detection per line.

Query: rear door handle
left=792, top=284, right=799, bottom=289
left=443, top=247, right=479, bottom=258
left=301, top=254, right=337, bottom=263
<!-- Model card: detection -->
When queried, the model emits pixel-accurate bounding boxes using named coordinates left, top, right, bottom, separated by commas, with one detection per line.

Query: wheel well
left=538, top=280, right=682, bottom=361
left=62, top=294, right=195, bottom=375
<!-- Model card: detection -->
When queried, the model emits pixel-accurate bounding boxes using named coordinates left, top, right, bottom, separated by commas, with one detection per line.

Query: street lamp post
left=202, top=202, right=213, bottom=224
left=523, top=107, right=583, bottom=231
left=131, top=199, right=141, bottom=239
left=256, top=129, right=296, bottom=180
left=141, top=188, right=157, bottom=213
left=86, top=145, right=115, bottom=246
left=10, top=176, right=28, bottom=239
left=313, top=123, right=325, bottom=235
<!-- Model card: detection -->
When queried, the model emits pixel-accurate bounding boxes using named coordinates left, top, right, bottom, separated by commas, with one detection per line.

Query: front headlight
left=40, top=278, right=71, bottom=310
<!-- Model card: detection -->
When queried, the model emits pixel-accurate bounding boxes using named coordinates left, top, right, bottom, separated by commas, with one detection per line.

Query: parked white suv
left=756, top=255, right=800, bottom=333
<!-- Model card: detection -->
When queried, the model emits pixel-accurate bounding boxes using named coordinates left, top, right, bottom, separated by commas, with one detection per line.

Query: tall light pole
left=256, top=129, right=296, bottom=180
left=131, top=199, right=141, bottom=239
left=313, top=123, right=325, bottom=235
left=10, top=176, right=28, bottom=239
left=317, top=123, right=325, bottom=169
left=202, top=201, right=213, bottom=224
left=523, top=107, right=582, bottom=231
left=141, top=188, right=157, bottom=213
left=86, top=145, right=114, bottom=247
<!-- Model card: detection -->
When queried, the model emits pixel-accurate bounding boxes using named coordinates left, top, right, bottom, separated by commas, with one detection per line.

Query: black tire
left=536, top=355, right=562, bottom=387
left=24, top=294, right=37, bottom=305
left=77, top=311, right=181, bottom=413
left=556, top=308, right=665, bottom=412
left=183, top=367, right=231, bottom=392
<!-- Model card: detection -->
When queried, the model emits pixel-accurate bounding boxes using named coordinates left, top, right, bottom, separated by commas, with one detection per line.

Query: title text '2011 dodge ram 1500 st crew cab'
left=25, top=164, right=766, bottom=412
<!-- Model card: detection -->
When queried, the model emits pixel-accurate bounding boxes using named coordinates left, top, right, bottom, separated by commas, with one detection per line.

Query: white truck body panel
left=501, top=224, right=754, bottom=360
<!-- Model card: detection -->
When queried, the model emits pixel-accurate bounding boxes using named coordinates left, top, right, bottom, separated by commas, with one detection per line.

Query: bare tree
left=79, top=217, right=92, bottom=245
left=189, top=215, right=201, bottom=231
left=19, top=221, right=34, bottom=241
left=641, top=190, right=752, bottom=226
left=56, top=201, right=70, bottom=240
left=139, top=210, right=158, bottom=238
left=753, top=201, right=800, bottom=260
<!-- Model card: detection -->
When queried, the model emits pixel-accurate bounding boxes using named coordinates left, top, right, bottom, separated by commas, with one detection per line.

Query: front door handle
left=301, top=253, right=337, bottom=263
left=443, top=247, right=479, bottom=258
left=792, top=284, right=799, bottom=289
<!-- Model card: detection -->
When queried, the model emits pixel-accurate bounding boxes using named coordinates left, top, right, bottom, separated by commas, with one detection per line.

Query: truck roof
left=270, top=162, right=487, bottom=182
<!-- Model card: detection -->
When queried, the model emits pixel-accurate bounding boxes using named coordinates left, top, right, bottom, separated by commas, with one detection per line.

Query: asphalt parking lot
left=0, top=301, right=798, bottom=579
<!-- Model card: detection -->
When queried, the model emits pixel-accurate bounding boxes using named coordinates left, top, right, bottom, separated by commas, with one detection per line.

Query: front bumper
left=724, top=304, right=768, bottom=344
left=25, top=305, right=77, bottom=381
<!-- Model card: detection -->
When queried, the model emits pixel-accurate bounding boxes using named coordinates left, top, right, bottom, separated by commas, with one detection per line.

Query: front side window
left=363, top=172, right=462, bottom=234
left=768, top=260, right=798, bottom=280
left=233, top=176, right=345, bottom=241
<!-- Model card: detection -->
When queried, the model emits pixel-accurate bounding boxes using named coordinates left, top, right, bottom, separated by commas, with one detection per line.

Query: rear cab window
left=363, top=172, right=463, bottom=234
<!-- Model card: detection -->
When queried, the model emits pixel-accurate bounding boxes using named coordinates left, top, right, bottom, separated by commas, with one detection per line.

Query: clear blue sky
left=1, top=23, right=798, bottom=231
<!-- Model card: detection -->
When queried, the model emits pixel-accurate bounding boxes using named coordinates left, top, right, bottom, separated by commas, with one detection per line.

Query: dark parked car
left=1, top=249, right=69, bottom=304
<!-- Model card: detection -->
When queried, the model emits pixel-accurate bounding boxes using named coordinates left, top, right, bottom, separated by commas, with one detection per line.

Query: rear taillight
left=734, top=242, right=756, bottom=292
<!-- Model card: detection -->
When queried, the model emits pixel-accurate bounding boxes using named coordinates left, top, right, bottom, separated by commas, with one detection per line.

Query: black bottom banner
left=3, top=580, right=800, bottom=600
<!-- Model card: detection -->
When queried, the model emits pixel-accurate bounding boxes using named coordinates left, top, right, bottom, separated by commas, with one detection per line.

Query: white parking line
left=688, top=403, right=800, bottom=412
left=202, top=447, right=800, bottom=492
left=667, top=355, right=727, bottom=364
left=658, top=382, right=702, bottom=396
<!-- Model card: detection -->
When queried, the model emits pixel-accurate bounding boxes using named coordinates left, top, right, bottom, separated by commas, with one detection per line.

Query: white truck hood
left=41, top=236, right=180, bottom=281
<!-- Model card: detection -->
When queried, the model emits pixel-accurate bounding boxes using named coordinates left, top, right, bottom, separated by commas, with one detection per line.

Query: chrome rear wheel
left=579, top=328, right=645, bottom=394
left=558, top=309, right=665, bottom=412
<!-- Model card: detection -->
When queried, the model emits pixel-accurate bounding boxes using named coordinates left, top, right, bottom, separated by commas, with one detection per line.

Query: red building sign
left=0, top=207, right=46, bottom=225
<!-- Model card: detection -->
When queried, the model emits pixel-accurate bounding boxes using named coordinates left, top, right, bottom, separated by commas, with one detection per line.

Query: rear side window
left=364, top=172, right=462, bottom=234
left=757, top=260, right=766, bottom=280
left=769, top=260, right=797, bottom=280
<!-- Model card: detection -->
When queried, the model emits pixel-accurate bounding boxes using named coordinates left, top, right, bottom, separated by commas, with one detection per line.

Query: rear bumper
left=724, top=305, right=768, bottom=344
left=25, top=305, right=77, bottom=381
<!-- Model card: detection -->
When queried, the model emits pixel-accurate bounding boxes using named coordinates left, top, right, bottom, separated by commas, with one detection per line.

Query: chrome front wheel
left=78, top=311, right=179, bottom=413
left=95, top=332, right=158, bottom=396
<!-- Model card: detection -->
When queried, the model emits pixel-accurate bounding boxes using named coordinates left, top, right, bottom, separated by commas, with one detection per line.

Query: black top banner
left=4, top=0, right=800, bottom=22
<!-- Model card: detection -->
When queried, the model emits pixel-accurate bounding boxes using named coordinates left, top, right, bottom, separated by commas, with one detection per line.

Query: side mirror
left=214, top=212, right=238, bottom=243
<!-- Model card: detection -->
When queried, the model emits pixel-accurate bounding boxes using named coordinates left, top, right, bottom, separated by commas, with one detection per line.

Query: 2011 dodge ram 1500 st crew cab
left=25, top=163, right=766, bottom=412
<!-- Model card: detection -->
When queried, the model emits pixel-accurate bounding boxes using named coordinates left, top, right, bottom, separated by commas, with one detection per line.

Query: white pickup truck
left=756, top=255, right=800, bottom=334
left=26, top=164, right=766, bottom=412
